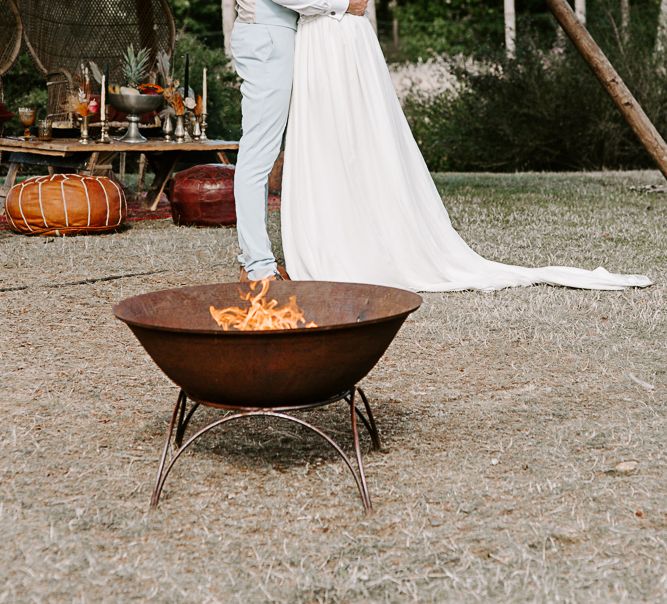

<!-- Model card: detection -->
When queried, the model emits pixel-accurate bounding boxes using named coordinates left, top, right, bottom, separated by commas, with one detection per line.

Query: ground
left=1, top=171, right=665, bottom=603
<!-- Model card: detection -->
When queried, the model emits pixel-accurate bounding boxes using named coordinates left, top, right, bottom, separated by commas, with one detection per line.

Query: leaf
left=88, top=61, right=103, bottom=85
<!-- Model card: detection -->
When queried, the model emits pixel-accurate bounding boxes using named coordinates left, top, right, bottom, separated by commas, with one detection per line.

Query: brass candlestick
left=79, top=114, right=90, bottom=144
left=162, top=114, right=174, bottom=141
left=192, top=117, right=202, bottom=140
left=174, top=114, right=187, bottom=143
left=98, top=119, right=111, bottom=144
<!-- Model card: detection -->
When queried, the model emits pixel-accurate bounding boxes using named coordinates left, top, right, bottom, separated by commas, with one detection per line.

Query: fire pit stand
left=151, top=386, right=382, bottom=512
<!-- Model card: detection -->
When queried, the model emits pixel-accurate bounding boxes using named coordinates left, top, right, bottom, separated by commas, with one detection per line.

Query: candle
left=100, top=75, right=106, bottom=122
left=183, top=54, right=189, bottom=100
left=104, top=63, right=110, bottom=93
left=202, top=67, right=207, bottom=114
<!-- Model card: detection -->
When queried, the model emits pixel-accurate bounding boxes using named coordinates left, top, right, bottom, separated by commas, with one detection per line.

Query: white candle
left=100, top=75, right=106, bottom=122
left=202, top=67, right=207, bottom=115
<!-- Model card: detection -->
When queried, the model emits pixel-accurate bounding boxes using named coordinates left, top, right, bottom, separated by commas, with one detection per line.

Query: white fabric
left=272, top=0, right=348, bottom=18
left=281, top=15, right=653, bottom=292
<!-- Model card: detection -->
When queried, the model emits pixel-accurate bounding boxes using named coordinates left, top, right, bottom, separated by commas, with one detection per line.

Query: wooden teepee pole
left=546, top=0, right=667, bottom=179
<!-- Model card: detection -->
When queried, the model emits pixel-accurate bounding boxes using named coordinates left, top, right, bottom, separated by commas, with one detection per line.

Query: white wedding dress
left=281, top=14, right=653, bottom=292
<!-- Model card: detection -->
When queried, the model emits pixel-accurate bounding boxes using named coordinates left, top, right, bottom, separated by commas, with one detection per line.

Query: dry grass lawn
left=1, top=171, right=665, bottom=603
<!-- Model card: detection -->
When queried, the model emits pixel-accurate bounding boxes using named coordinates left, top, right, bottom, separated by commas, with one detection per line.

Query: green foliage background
left=403, top=0, right=667, bottom=171
left=1, top=0, right=666, bottom=172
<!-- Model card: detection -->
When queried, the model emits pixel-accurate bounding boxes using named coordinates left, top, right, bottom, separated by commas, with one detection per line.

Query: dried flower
left=138, top=83, right=164, bottom=95
left=194, top=95, right=203, bottom=117
left=63, top=91, right=98, bottom=117
left=163, top=82, right=185, bottom=116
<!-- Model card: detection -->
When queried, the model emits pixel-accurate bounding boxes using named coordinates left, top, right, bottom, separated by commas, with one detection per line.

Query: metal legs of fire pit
left=150, top=388, right=381, bottom=513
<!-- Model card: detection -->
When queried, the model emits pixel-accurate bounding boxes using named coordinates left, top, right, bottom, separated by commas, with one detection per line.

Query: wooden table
left=0, top=137, right=239, bottom=210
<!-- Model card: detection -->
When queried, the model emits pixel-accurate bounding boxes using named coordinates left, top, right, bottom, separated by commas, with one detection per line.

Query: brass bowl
left=108, top=93, right=164, bottom=114
left=108, top=93, right=163, bottom=143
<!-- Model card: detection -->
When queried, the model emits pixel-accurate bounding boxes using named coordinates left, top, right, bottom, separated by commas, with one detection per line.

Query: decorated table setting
left=0, top=47, right=238, bottom=211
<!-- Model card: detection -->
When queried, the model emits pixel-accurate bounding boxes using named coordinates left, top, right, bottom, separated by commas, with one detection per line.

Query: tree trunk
left=222, top=0, right=237, bottom=58
left=620, top=0, right=630, bottom=43
left=546, top=0, right=667, bottom=179
left=367, top=0, right=378, bottom=33
left=575, top=0, right=586, bottom=25
left=390, top=0, right=399, bottom=50
left=504, top=0, right=516, bottom=58
left=656, top=0, right=667, bottom=55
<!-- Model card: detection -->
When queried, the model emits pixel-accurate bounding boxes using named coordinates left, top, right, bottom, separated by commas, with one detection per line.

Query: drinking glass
left=18, top=107, right=36, bottom=140
left=37, top=119, right=52, bottom=141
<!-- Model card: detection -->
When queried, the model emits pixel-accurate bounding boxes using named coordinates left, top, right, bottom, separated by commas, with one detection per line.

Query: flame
left=209, top=279, right=318, bottom=331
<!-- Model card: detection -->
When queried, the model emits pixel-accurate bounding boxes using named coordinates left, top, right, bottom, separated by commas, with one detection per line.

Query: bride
left=281, top=13, right=653, bottom=292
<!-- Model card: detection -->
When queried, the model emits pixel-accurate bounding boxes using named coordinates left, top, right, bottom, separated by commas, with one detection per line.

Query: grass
left=1, top=171, right=665, bottom=603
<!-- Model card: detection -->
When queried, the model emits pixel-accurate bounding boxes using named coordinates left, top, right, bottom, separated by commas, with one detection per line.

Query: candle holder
left=200, top=114, right=208, bottom=140
left=174, top=114, right=187, bottom=143
left=162, top=114, right=174, bottom=141
left=192, top=116, right=202, bottom=140
left=98, top=120, right=111, bottom=144
left=79, top=114, right=90, bottom=144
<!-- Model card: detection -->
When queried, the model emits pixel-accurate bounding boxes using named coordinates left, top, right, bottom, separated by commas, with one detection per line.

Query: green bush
left=403, top=2, right=667, bottom=172
left=1, top=52, right=47, bottom=134
left=392, top=0, right=502, bottom=60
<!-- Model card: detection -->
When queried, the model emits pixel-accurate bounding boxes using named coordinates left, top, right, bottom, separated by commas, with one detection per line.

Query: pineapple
left=122, top=45, right=151, bottom=90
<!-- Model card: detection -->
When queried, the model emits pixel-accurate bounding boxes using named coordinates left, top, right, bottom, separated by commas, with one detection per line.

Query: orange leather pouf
left=5, top=174, right=127, bottom=236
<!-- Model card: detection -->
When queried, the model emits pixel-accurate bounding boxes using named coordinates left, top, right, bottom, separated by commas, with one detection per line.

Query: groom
left=233, top=0, right=368, bottom=281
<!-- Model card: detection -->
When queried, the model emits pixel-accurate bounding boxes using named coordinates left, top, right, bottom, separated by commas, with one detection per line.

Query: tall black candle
left=183, top=54, right=189, bottom=99
left=104, top=63, right=110, bottom=94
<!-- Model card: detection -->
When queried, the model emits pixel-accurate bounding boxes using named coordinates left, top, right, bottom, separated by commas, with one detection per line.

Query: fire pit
left=114, top=281, right=422, bottom=512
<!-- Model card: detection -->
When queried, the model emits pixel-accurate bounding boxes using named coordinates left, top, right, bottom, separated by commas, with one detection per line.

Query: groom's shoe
left=239, top=266, right=291, bottom=282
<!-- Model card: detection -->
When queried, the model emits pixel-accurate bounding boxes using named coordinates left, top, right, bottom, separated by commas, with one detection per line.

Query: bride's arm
left=270, top=0, right=362, bottom=20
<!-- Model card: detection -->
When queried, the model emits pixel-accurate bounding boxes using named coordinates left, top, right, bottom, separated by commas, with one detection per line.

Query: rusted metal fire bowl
left=114, top=282, right=422, bottom=407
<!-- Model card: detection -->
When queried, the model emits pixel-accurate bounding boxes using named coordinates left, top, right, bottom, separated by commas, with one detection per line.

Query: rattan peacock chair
left=0, top=0, right=22, bottom=137
left=0, top=0, right=23, bottom=100
left=18, top=0, right=176, bottom=124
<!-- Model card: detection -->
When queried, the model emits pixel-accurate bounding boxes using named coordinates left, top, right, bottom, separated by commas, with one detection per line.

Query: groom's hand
left=346, top=0, right=368, bottom=16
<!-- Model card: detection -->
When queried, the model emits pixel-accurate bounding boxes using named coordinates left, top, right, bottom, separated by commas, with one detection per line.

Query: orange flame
left=209, top=279, right=318, bottom=331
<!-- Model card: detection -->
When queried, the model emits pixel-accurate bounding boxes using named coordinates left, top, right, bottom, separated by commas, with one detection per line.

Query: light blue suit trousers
left=232, top=22, right=296, bottom=280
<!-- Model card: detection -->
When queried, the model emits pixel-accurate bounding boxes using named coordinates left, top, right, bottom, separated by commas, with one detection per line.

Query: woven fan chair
left=18, top=0, right=176, bottom=125
left=0, top=0, right=22, bottom=136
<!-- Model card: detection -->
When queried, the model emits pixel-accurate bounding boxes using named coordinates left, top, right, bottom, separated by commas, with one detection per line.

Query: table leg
left=137, top=153, right=147, bottom=194
left=216, top=151, right=231, bottom=165
left=0, top=162, right=19, bottom=209
left=146, top=153, right=180, bottom=211
left=84, top=151, right=116, bottom=177
left=85, top=152, right=100, bottom=175
left=119, top=152, right=126, bottom=181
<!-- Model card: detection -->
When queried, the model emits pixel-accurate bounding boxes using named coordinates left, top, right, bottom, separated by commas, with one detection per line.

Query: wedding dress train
left=281, top=14, right=652, bottom=292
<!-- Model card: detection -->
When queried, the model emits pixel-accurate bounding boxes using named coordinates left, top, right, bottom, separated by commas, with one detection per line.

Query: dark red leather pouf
left=169, top=164, right=236, bottom=227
